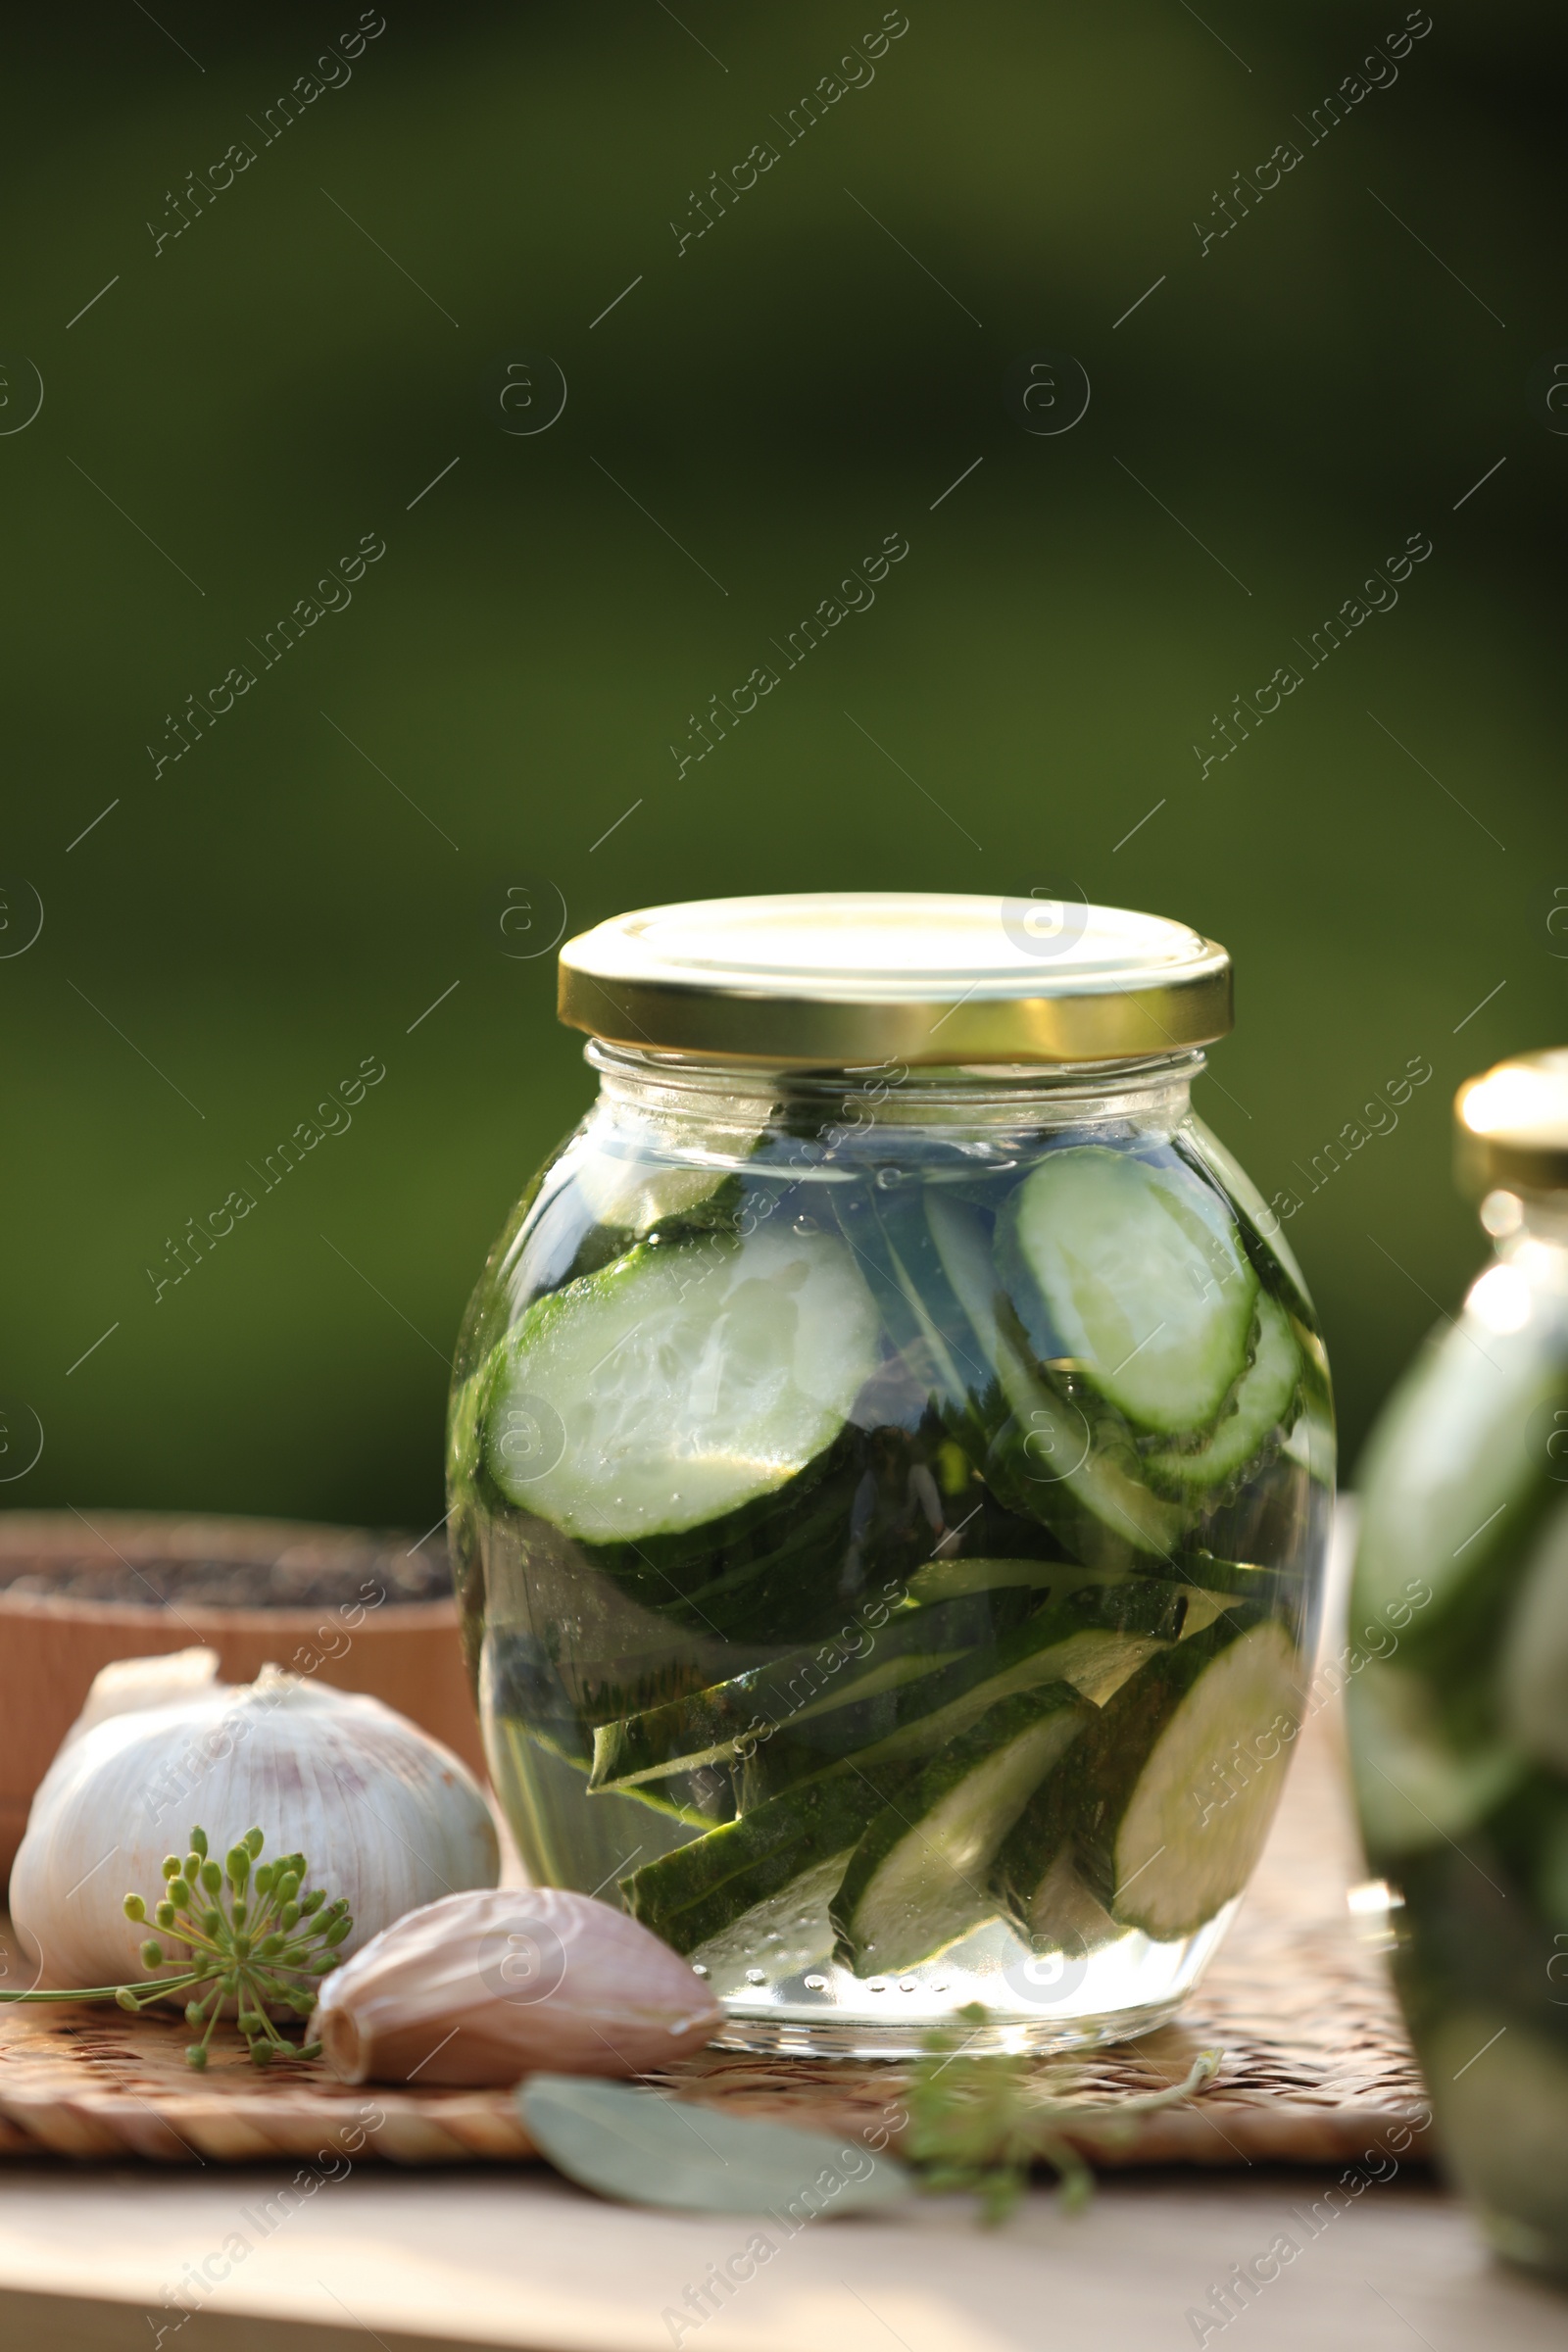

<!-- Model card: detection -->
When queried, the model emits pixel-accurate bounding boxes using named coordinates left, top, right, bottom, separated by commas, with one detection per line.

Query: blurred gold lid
left=1455, top=1050, right=1568, bottom=1195
left=558, top=892, right=1233, bottom=1068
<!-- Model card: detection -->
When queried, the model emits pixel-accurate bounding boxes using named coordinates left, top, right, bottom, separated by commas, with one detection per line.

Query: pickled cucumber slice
left=1352, top=1317, right=1565, bottom=1658
left=684, top=1852, right=855, bottom=1981
left=997, top=1146, right=1258, bottom=1434
left=832, top=1685, right=1089, bottom=1975
left=1143, top=1294, right=1301, bottom=1495
left=620, top=1760, right=907, bottom=1956
left=1348, top=1658, right=1525, bottom=1856
left=1005, top=1846, right=1120, bottom=1958
left=1424, top=2013, right=1568, bottom=2269
left=736, top=1584, right=1185, bottom=1803
left=484, top=1221, right=881, bottom=1543
left=830, top=1181, right=986, bottom=1412
left=900, top=1554, right=1240, bottom=1634
left=572, top=1154, right=739, bottom=1238
left=1497, top=1492, right=1568, bottom=1771
left=588, top=1596, right=996, bottom=1790
left=997, top=1603, right=1267, bottom=1934
left=993, top=1764, right=1083, bottom=1930
left=901, top=1556, right=1090, bottom=1608
left=1072, top=1619, right=1300, bottom=1939
left=925, top=1189, right=1184, bottom=1560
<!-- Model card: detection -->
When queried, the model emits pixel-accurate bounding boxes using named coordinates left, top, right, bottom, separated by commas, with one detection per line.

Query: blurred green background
left=3, top=0, right=1562, bottom=1528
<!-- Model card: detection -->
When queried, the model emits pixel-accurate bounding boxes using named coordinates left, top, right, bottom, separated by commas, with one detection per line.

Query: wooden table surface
left=3, top=1509, right=1560, bottom=2350
left=0, top=2158, right=1563, bottom=2352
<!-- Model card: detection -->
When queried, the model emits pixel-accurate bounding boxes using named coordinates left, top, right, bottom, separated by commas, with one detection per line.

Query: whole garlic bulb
left=11, top=1653, right=498, bottom=1992
left=313, top=1886, right=723, bottom=2084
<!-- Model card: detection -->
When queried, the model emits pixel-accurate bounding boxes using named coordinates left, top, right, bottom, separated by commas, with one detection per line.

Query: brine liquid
left=483, top=1648, right=1257, bottom=2054
left=456, top=1068, right=1332, bottom=2054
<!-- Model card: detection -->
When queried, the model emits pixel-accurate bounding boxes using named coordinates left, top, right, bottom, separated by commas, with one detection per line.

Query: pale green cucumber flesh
left=737, top=1584, right=1185, bottom=1803
left=924, top=1188, right=1183, bottom=1558
left=1008, top=1848, right=1121, bottom=1958
left=1352, top=1316, right=1563, bottom=1639
left=570, top=1152, right=738, bottom=1237
left=902, top=1556, right=1085, bottom=1608
left=1348, top=1659, right=1526, bottom=1856
left=590, top=1633, right=969, bottom=1791
left=688, top=1851, right=856, bottom=1980
left=1078, top=1619, right=1300, bottom=1939
left=1001, top=1146, right=1258, bottom=1433
left=485, top=1221, right=880, bottom=1543
left=833, top=1685, right=1088, bottom=1974
left=1143, top=1293, right=1301, bottom=1494
left=1001, top=1371, right=1184, bottom=1560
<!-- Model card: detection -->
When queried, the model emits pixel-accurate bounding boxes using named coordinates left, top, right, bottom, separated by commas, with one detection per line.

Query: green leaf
left=516, top=2077, right=909, bottom=2216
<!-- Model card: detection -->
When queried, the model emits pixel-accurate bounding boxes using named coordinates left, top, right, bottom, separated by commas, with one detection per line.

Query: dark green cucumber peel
left=992, top=1765, right=1079, bottom=1936
left=1170, top=1124, right=1321, bottom=1336
left=587, top=1592, right=1028, bottom=1790
left=554, top=1170, right=748, bottom=1289
left=536, top=1420, right=1001, bottom=1652
left=1142, top=1293, right=1303, bottom=1498
left=735, top=1580, right=1189, bottom=1806
left=596, top=1434, right=862, bottom=1639
left=922, top=1188, right=1187, bottom=1568
left=1067, top=1617, right=1300, bottom=1941
left=1165, top=1549, right=1277, bottom=1599
left=619, top=1757, right=914, bottom=1956
left=831, top=1683, right=1089, bottom=1976
left=899, top=1554, right=1088, bottom=1608
left=899, top=1552, right=1255, bottom=1634
left=475, top=1429, right=864, bottom=1650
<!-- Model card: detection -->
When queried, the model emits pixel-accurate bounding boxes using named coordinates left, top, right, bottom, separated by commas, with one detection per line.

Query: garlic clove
left=312, top=1886, right=725, bottom=2085
left=10, top=1656, right=499, bottom=1995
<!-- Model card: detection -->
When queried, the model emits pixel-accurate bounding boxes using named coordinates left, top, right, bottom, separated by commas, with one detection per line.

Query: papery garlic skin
left=65, top=1645, right=222, bottom=1746
left=10, top=1660, right=499, bottom=1994
left=313, top=1886, right=724, bottom=2085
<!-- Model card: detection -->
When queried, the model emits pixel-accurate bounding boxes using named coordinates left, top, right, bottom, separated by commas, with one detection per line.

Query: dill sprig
left=0, top=1824, right=352, bottom=2070
left=906, top=2003, right=1223, bottom=2223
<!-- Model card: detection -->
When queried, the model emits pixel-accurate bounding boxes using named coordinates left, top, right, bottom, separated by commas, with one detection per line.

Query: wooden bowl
left=0, top=1512, right=483, bottom=1886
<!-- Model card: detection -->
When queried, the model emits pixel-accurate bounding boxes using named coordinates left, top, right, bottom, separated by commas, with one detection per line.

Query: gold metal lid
left=558, top=892, right=1233, bottom=1068
left=1455, top=1050, right=1568, bottom=1196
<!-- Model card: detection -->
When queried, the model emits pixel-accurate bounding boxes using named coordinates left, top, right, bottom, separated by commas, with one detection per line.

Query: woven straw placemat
left=0, top=1701, right=1428, bottom=2168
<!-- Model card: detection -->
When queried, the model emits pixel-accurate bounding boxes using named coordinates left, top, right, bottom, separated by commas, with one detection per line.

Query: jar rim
left=585, top=1039, right=1206, bottom=1124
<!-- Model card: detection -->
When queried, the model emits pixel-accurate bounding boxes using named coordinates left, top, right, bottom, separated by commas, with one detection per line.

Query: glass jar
left=1348, top=1050, right=1568, bottom=2276
left=449, top=894, right=1333, bottom=2055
